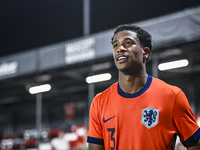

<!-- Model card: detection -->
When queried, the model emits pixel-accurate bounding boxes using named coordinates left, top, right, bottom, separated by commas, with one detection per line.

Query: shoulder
left=151, top=77, right=189, bottom=112
left=93, top=82, right=118, bottom=100
left=152, top=77, right=181, bottom=95
left=91, top=82, right=118, bottom=106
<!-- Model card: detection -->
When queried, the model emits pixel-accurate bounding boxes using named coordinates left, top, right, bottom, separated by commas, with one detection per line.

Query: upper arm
left=88, top=95, right=104, bottom=143
left=88, top=143, right=105, bottom=150
left=173, top=90, right=200, bottom=145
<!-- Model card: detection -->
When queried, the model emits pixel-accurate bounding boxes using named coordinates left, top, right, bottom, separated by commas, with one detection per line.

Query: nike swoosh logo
left=103, top=115, right=116, bottom=123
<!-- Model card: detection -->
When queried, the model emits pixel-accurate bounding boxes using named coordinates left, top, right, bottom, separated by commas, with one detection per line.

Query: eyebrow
left=112, top=37, right=135, bottom=45
left=112, top=40, right=118, bottom=44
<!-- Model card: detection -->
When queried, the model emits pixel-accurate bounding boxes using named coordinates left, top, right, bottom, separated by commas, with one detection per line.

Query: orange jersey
left=87, top=75, right=200, bottom=150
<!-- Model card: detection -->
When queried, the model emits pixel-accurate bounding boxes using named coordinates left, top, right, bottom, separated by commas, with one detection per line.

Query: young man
left=87, top=24, right=200, bottom=150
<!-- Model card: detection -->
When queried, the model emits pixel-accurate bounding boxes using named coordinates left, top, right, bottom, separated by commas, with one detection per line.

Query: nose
left=117, top=45, right=127, bottom=53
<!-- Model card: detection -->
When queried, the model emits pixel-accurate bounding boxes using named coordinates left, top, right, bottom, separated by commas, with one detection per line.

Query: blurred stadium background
left=0, top=0, right=200, bottom=150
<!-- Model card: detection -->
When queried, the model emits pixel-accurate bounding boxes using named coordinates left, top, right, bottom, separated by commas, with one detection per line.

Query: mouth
left=117, top=56, right=128, bottom=62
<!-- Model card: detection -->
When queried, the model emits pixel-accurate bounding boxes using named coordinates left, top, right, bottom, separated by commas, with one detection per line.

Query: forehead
left=113, top=30, right=138, bottom=42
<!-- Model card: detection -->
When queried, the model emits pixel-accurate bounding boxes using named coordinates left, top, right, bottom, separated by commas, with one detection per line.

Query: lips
left=116, top=55, right=128, bottom=63
left=117, top=56, right=127, bottom=60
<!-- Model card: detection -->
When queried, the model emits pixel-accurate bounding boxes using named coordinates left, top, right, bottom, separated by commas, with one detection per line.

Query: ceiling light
left=86, top=73, right=112, bottom=84
left=158, top=59, right=189, bottom=71
left=29, top=84, right=51, bottom=94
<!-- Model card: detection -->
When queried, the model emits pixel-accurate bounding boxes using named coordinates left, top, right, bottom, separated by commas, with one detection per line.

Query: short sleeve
left=172, top=90, right=200, bottom=147
left=87, top=95, right=104, bottom=145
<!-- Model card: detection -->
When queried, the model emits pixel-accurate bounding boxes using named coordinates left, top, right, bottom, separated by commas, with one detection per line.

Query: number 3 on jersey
left=107, top=128, right=115, bottom=150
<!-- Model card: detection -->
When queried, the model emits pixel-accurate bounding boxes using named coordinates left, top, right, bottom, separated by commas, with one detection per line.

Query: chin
left=118, top=67, right=130, bottom=73
left=116, top=63, right=130, bottom=71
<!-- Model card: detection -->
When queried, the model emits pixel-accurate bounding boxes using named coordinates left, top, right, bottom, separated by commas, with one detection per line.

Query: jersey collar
left=118, top=75, right=152, bottom=98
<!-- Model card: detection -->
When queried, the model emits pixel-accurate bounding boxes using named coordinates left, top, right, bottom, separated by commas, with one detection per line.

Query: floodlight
left=29, top=84, right=51, bottom=94
left=86, top=73, right=112, bottom=84
left=158, top=59, right=189, bottom=71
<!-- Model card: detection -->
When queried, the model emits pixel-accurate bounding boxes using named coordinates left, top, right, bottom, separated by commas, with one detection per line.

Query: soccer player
left=87, top=24, right=200, bottom=150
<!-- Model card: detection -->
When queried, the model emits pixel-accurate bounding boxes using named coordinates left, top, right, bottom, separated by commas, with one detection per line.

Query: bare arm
left=187, top=138, right=200, bottom=150
left=88, top=143, right=105, bottom=150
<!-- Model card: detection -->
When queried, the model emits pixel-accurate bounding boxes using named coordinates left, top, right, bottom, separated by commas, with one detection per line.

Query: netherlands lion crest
left=141, top=107, right=159, bottom=129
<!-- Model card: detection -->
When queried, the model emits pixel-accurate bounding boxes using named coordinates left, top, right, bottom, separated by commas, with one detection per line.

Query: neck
left=118, top=72, right=148, bottom=94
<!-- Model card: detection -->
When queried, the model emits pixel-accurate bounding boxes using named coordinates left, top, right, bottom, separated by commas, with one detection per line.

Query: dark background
left=1, top=0, right=200, bottom=57
left=0, top=1, right=200, bottom=146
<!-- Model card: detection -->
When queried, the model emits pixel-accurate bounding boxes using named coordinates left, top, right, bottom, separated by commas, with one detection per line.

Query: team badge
left=141, top=107, right=159, bottom=129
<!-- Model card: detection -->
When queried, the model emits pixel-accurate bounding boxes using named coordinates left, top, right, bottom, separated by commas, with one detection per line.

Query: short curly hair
left=111, top=24, right=152, bottom=60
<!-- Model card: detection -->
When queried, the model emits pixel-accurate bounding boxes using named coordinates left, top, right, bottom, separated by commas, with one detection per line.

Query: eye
left=113, top=43, right=119, bottom=48
left=126, top=41, right=133, bottom=46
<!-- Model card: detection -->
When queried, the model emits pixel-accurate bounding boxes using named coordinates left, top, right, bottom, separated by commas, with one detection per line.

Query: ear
left=143, top=47, right=150, bottom=61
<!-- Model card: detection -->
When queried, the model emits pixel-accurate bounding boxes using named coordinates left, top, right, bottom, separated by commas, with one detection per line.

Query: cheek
left=113, top=51, right=117, bottom=60
left=112, top=52, right=115, bottom=61
left=130, top=52, right=144, bottom=63
left=130, top=51, right=139, bottom=58
left=113, top=54, right=117, bottom=66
